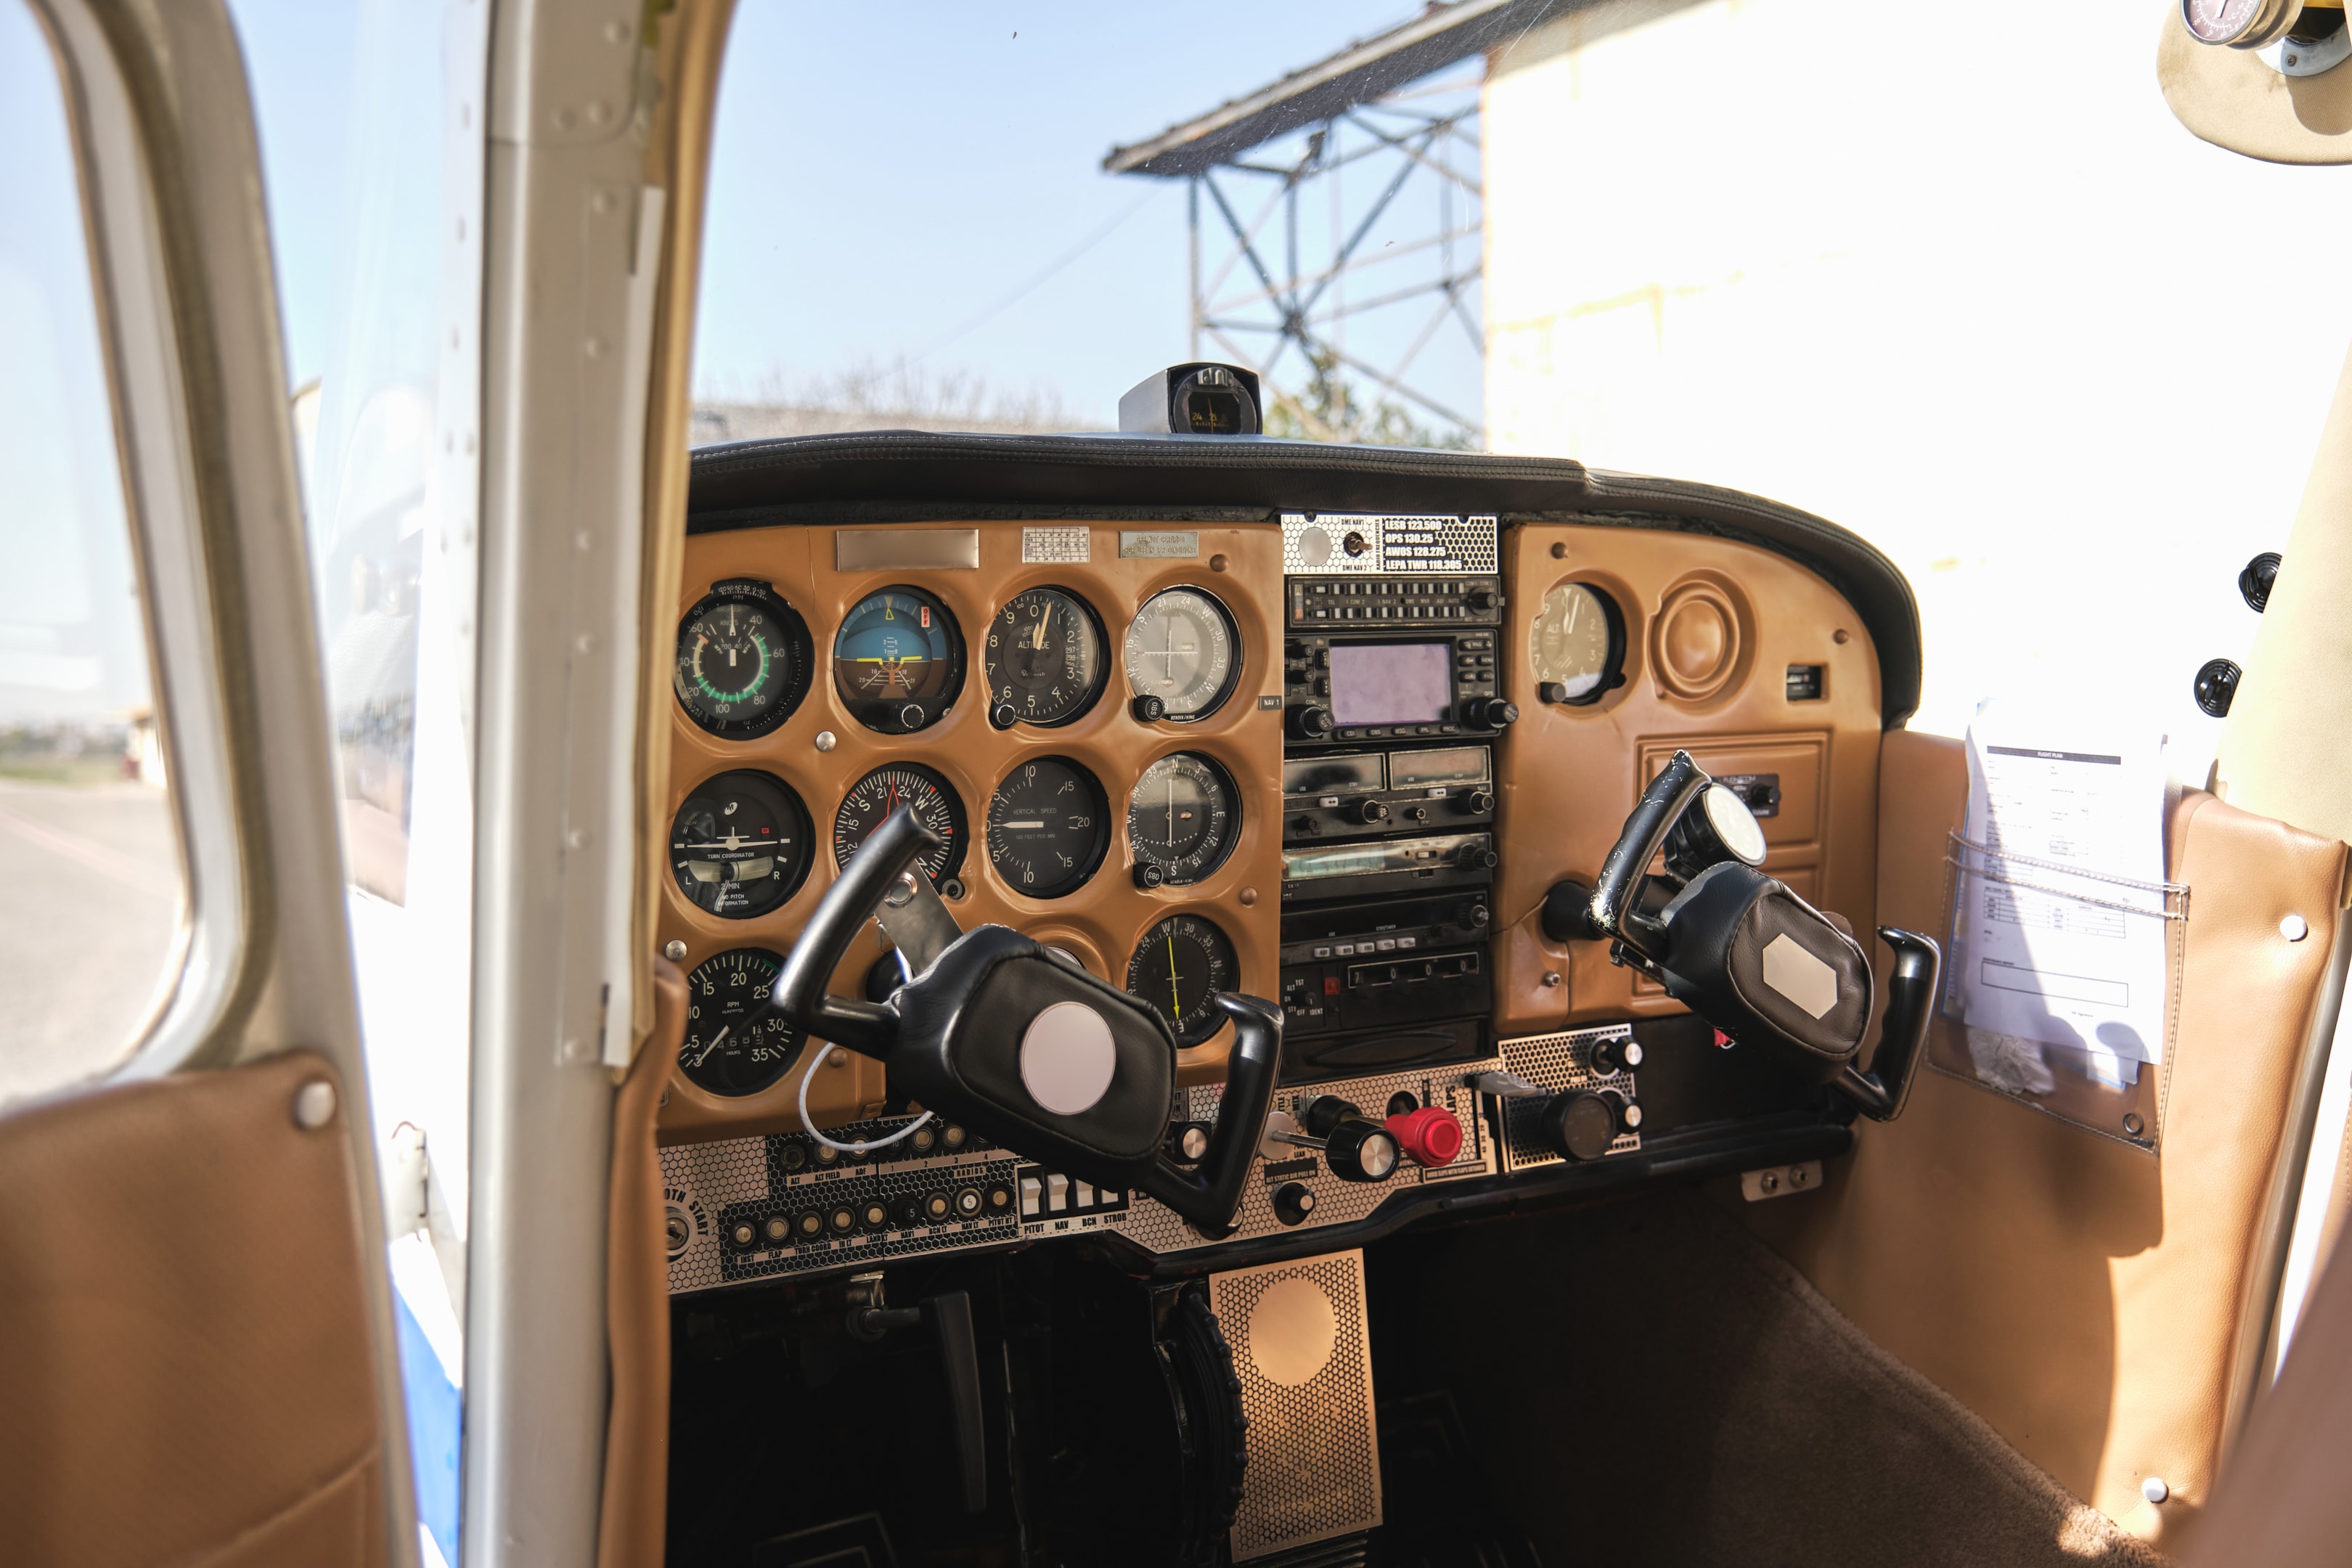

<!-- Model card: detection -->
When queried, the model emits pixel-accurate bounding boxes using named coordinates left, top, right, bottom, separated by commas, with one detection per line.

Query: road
left=0, top=777, right=181, bottom=1104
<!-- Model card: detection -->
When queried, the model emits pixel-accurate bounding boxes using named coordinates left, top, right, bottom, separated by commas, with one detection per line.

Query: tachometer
left=1126, top=915, right=1237, bottom=1048
left=1124, top=587, right=1240, bottom=722
left=832, top=586, right=965, bottom=734
left=1528, top=582, right=1625, bottom=706
left=1127, top=752, right=1238, bottom=888
left=984, top=586, right=1108, bottom=727
left=679, top=947, right=804, bottom=1096
left=669, top=771, right=814, bottom=919
left=833, top=763, right=968, bottom=887
left=987, top=756, right=1110, bottom=899
left=674, top=581, right=814, bottom=738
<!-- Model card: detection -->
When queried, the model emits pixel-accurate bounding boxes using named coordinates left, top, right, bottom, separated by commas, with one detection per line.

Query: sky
left=224, top=0, right=1471, bottom=428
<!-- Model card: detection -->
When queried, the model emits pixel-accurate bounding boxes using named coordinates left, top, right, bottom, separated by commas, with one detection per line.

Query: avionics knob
left=1272, top=1182, right=1317, bottom=1227
left=1290, top=704, right=1335, bottom=740
left=1132, top=694, right=1167, bottom=722
left=1355, top=798, right=1390, bottom=825
left=1466, top=587, right=1495, bottom=612
left=1386, top=1106, right=1464, bottom=1167
left=1465, top=788, right=1495, bottom=815
left=1541, top=1090, right=1626, bottom=1161
left=899, top=703, right=927, bottom=730
left=1324, top=1119, right=1401, bottom=1183
left=1464, top=697, right=1518, bottom=730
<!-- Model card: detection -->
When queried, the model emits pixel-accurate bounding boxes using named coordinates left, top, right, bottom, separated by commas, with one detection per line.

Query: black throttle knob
left=1323, top=1119, right=1400, bottom=1183
left=1298, top=1095, right=1362, bottom=1139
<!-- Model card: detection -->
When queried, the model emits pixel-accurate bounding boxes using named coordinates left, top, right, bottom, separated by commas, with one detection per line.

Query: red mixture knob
left=1386, top=1106, right=1463, bottom=1167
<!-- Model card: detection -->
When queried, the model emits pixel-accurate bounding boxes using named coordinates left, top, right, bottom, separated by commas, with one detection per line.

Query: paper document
left=1943, top=704, right=2176, bottom=1078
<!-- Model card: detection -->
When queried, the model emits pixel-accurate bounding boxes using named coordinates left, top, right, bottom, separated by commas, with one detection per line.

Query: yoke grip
left=771, top=805, right=940, bottom=1058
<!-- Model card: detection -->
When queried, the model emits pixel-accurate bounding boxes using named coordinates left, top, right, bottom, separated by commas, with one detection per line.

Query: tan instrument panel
left=659, top=522, right=1285, bottom=1143
left=658, top=515, right=1887, bottom=1140
left=1491, top=520, right=1885, bottom=1034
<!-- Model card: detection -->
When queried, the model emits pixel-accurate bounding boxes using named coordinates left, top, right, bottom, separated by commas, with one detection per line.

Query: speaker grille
left=1210, top=1250, right=1381, bottom=1561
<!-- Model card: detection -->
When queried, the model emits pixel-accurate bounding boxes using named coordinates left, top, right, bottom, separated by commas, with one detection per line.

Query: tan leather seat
left=2188, top=1238, right=2352, bottom=1567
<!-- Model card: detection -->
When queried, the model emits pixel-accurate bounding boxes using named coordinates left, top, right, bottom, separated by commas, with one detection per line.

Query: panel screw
left=2124, top=1113, right=2147, bottom=1138
left=1239, top=888, right=1258, bottom=907
left=1760, top=1171, right=1779, bottom=1193
left=293, top=1080, right=338, bottom=1130
left=2142, top=1477, right=2169, bottom=1505
left=1209, top=553, right=1229, bottom=573
left=663, top=940, right=687, bottom=962
left=814, top=730, right=838, bottom=753
left=2281, top=913, right=2309, bottom=942
left=1541, top=971, right=1563, bottom=987
left=1550, top=542, right=1568, bottom=560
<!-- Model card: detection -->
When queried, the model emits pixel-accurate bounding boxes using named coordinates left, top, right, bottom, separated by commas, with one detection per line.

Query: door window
left=0, top=0, right=186, bottom=1106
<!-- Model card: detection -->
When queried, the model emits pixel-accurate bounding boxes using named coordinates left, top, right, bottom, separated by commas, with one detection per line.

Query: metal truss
left=1178, top=68, right=1485, bottom=445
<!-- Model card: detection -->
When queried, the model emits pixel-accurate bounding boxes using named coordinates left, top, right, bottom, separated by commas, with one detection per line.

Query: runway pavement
left=0, top=777, right=181, bottom=1105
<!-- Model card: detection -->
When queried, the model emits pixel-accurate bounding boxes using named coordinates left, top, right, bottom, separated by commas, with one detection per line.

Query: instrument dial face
left=2181, top=0, right=2267, bottom=44
left=1124, top=587, right=1241, bottom=722
left=1127, top=914, right=1238, bottom=1048
left=679, top=948, right=804, bottom=1096
left=669, top=771, right=814, bottom=919
left=674, top=581, right=814, bottom=738
left=984, top=587, right=1108, bottom=727
left=987, top=756, right=1110, bottom=899
left=1127, top=751, right=1239, bottom=886
left=832, top=587, right=965, bottom=734
left=832, top=763, right=968, bottom=886
left=1529, top=582, right=1625, bottom=705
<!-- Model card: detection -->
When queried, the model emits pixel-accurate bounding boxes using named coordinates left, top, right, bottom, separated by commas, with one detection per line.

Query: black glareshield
left=769, top=804, right=1284, bottom=1229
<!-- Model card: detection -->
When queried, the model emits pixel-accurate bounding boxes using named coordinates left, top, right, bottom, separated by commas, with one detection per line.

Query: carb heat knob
left=1387, top=1106, right=1464, bottom=1167
left=1324, top=1119, right=1401, bottom=1183
left=1541, top=1090, right=1625, bottom=1161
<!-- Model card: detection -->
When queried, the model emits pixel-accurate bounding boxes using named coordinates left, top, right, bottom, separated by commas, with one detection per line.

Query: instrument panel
left=656, top=509, right=1889, bottom=1231
left=658, top=523, right=1286, bottom=1140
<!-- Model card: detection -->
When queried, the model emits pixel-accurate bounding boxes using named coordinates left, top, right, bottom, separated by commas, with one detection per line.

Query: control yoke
left=771, top=806, right=1281, bottom=1231
left=1588, top=751, right=1938, bottom=1122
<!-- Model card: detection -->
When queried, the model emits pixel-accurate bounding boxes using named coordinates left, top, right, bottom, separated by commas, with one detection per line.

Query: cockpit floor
left=1368, top=1193, right=2169, bottom=1568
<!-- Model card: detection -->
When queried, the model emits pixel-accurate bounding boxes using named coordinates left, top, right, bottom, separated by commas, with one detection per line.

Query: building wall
left=1484, top=0, right=2352, bottom=747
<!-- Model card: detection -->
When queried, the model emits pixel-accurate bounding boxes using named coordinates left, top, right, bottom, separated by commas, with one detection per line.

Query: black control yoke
left=771, top=806, right=1282, bottom=1232
left=1586, top=749, right=1939, bottom=1123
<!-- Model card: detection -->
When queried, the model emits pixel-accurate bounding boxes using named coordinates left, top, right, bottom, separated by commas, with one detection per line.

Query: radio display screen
left=1328, top=642, right=1451, bottom=727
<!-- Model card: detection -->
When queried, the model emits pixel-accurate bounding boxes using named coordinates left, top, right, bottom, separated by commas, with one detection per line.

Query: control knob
left=1297, top=1095, right=1400, bottom=1183
left=1132, top=694, right=1168, bottom=723
left=1463, top=697, right=1518, bottom=730
left=1386, top=1106, right=1464, bottom=1167
left=1289, top=704, right=1335, bottom=740
left=1540, top=1090, right=1633, bottom=1161
left=1324, top=1119, right=1401, bottom=1183
left=1464, top=788, right=1495, bottom=816
left=1271, top=1182, right=1317, bottom=1227
left=1355, top=798, right=1390, bottom=825
left=1589, top=1037, right=1644, bottom=1077
left=1466, top=587, right=1496, bottom=612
